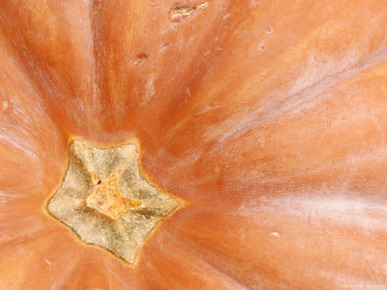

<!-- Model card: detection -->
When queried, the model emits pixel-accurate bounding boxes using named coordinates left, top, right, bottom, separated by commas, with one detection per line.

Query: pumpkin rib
left=88, top=0, right=231, bottom=136
left=204, top=59, right=387, bottom=174
left=0, top=17, right=70, bottom=140
left=0, top=34, right=68, bottom=213
left=141, top=59, right=386, bottom=200
left=0, top=0, right=98, bottom=137
left=139, top=227, right=248, bottom=289
left=148, top=0, right=387, bottom=148
left=204, top=49, right=387, bottom=147
left=148, top=49, right=387, bottom=159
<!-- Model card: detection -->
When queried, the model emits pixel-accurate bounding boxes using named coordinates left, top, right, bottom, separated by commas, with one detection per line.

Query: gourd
left=0, top=0, right=386, bottom=289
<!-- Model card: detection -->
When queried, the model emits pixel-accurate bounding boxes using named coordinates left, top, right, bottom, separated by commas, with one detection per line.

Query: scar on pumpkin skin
left=1, top=101, right=8, bottom=111
left=44, top=138, right=185, bottom=267
left=169, top=2, right=208, bottom=22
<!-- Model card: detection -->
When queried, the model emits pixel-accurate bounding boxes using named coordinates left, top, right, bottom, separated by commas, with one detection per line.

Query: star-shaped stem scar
left=45, top=139, right=183, bottom=266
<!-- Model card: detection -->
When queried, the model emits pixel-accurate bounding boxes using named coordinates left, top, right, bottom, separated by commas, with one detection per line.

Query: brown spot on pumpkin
left=136, top=52, right=148, bottom=59
left=264, top=26, right=273, bottom=34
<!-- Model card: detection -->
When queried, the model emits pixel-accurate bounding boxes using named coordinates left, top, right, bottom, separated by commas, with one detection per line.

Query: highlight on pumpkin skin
left=45, top=138, right=184, bottom=267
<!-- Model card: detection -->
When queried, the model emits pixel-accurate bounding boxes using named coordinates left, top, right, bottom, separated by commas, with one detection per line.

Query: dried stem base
left=46, top=139, right=182, bottom=266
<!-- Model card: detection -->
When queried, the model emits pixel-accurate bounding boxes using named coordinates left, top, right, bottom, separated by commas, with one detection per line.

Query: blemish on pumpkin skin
left=258, top=42, right=266, bottom=51
left=222, top=13, right=231, bottom=20
left=264, top=26, right=273, bottom=34
left=0, top=88, right=11, bottom=114
left=133, top=53, right=149, bottom=67
left=169, top=2, right=208, bottom=22
left=2, top=101, right=9, bottom=112
left=136, top=52, right=148, bottom=59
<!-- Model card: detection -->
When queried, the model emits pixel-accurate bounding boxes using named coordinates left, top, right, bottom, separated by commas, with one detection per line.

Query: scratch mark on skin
left=269, top=232, right=280, bottom=238
left=223, top=13, right=231, bottom=20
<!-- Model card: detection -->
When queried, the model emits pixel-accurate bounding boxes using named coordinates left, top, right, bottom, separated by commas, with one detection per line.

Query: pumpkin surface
left=0, top=0, right=386, bottom=289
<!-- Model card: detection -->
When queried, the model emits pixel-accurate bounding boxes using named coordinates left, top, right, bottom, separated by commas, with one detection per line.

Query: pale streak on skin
left=239, top=193, right=387, bottom=231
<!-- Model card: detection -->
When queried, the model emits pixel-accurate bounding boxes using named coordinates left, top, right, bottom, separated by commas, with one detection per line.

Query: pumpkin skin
left=0, top=0, right=386, bottom=288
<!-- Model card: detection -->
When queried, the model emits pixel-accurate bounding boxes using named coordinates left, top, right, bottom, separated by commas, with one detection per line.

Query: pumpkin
left=0, top=0, right=386, bottom=288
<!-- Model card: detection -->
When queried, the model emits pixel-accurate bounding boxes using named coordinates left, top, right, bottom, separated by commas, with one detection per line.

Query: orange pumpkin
left=0, top=0, right=386, bottom=289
